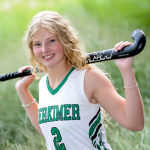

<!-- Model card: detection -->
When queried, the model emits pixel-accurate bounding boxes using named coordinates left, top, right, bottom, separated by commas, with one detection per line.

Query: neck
left=46, top=58, right=71, bottom=90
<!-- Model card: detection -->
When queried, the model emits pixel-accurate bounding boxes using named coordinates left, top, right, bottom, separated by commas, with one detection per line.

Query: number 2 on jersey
left=51, top=127, right=66, bottom=150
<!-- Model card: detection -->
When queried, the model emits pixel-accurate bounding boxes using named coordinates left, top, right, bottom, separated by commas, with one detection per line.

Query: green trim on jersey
left=89, top=108, right=110, bottom=150
left=46, top=68, right=75, bottom=95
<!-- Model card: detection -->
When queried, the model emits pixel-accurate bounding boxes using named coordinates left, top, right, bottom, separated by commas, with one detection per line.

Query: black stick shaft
left=0, top=69, right=33, bottom=81
left=0, top=29, right=146, bottom=82
left=86, top=29, right=146, bottom=63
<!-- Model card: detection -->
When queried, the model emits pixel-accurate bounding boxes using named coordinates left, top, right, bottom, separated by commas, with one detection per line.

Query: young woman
left=15, top=11, right=144, bottom=150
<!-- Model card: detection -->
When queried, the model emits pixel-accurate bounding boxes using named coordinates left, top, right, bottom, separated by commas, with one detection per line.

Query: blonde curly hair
left=23, top=11, right=108, bottom=123
left=23, top=11, right=94, bottom=76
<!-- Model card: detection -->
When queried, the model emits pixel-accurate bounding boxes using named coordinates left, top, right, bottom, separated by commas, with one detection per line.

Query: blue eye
left=50, top=39, right=55, bottom=43
left=35, top=43, right=41, bottom=46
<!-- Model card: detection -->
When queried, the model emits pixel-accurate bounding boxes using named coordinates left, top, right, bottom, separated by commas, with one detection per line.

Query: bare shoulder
left=84, top=67, right=112, bottom=88
left=84, top=67, right=114, bottom=103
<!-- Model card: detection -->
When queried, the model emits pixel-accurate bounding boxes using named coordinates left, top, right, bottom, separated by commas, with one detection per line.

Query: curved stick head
left=131, top=29, right=146, bottom=53
left=114, top=29, right=146, bottom=58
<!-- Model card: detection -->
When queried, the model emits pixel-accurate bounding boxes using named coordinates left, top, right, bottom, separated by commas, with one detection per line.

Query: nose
left=42, top=44, right=48, bottom=53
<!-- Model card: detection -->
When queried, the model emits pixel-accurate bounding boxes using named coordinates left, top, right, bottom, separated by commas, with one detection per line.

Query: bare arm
left=15, top=66, right=43, bottom=136
left=120, top=67, right=144, bottom=130
left=85, top=42, right=144, bottom=131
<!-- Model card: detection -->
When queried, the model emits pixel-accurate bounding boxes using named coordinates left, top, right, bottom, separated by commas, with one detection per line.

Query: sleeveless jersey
left=38, top=68, right=112, bottom=150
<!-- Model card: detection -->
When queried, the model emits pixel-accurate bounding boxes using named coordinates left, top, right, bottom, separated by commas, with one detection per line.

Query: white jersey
left=38, top=68, right=112, bottom=150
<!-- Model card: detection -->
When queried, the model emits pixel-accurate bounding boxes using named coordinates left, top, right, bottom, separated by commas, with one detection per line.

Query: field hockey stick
left=0, top=29, right=146, bottom=82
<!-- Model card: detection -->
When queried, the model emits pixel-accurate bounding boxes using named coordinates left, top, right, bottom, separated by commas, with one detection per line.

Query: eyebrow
left=33, top=36, right=57, bottom=43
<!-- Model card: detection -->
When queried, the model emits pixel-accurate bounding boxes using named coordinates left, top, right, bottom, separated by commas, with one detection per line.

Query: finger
left=114, top=41, right=123, bottom=51
left=118, top=41, right=133, bottom=51
left=18, top=66, right=32, bottom=73
left=114, top=41, right=133, bottom=52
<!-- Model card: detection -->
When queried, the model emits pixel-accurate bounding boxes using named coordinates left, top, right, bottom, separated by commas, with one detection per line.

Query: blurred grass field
left=0, top=0, right=150, bottom=149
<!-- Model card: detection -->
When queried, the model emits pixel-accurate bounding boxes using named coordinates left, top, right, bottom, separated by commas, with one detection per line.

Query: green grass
left=0, top=0, right=150, bottom=149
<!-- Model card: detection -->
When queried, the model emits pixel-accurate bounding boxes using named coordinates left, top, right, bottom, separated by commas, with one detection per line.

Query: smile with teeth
left=43, top=54, right=55, bottom=59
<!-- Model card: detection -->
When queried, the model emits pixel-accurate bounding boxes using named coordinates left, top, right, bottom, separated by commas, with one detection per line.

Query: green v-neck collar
left=46, top=68, right=75, bottom=95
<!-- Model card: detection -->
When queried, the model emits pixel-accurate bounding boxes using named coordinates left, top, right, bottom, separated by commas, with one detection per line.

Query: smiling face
left=32, top=28, right=66, bottom=69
